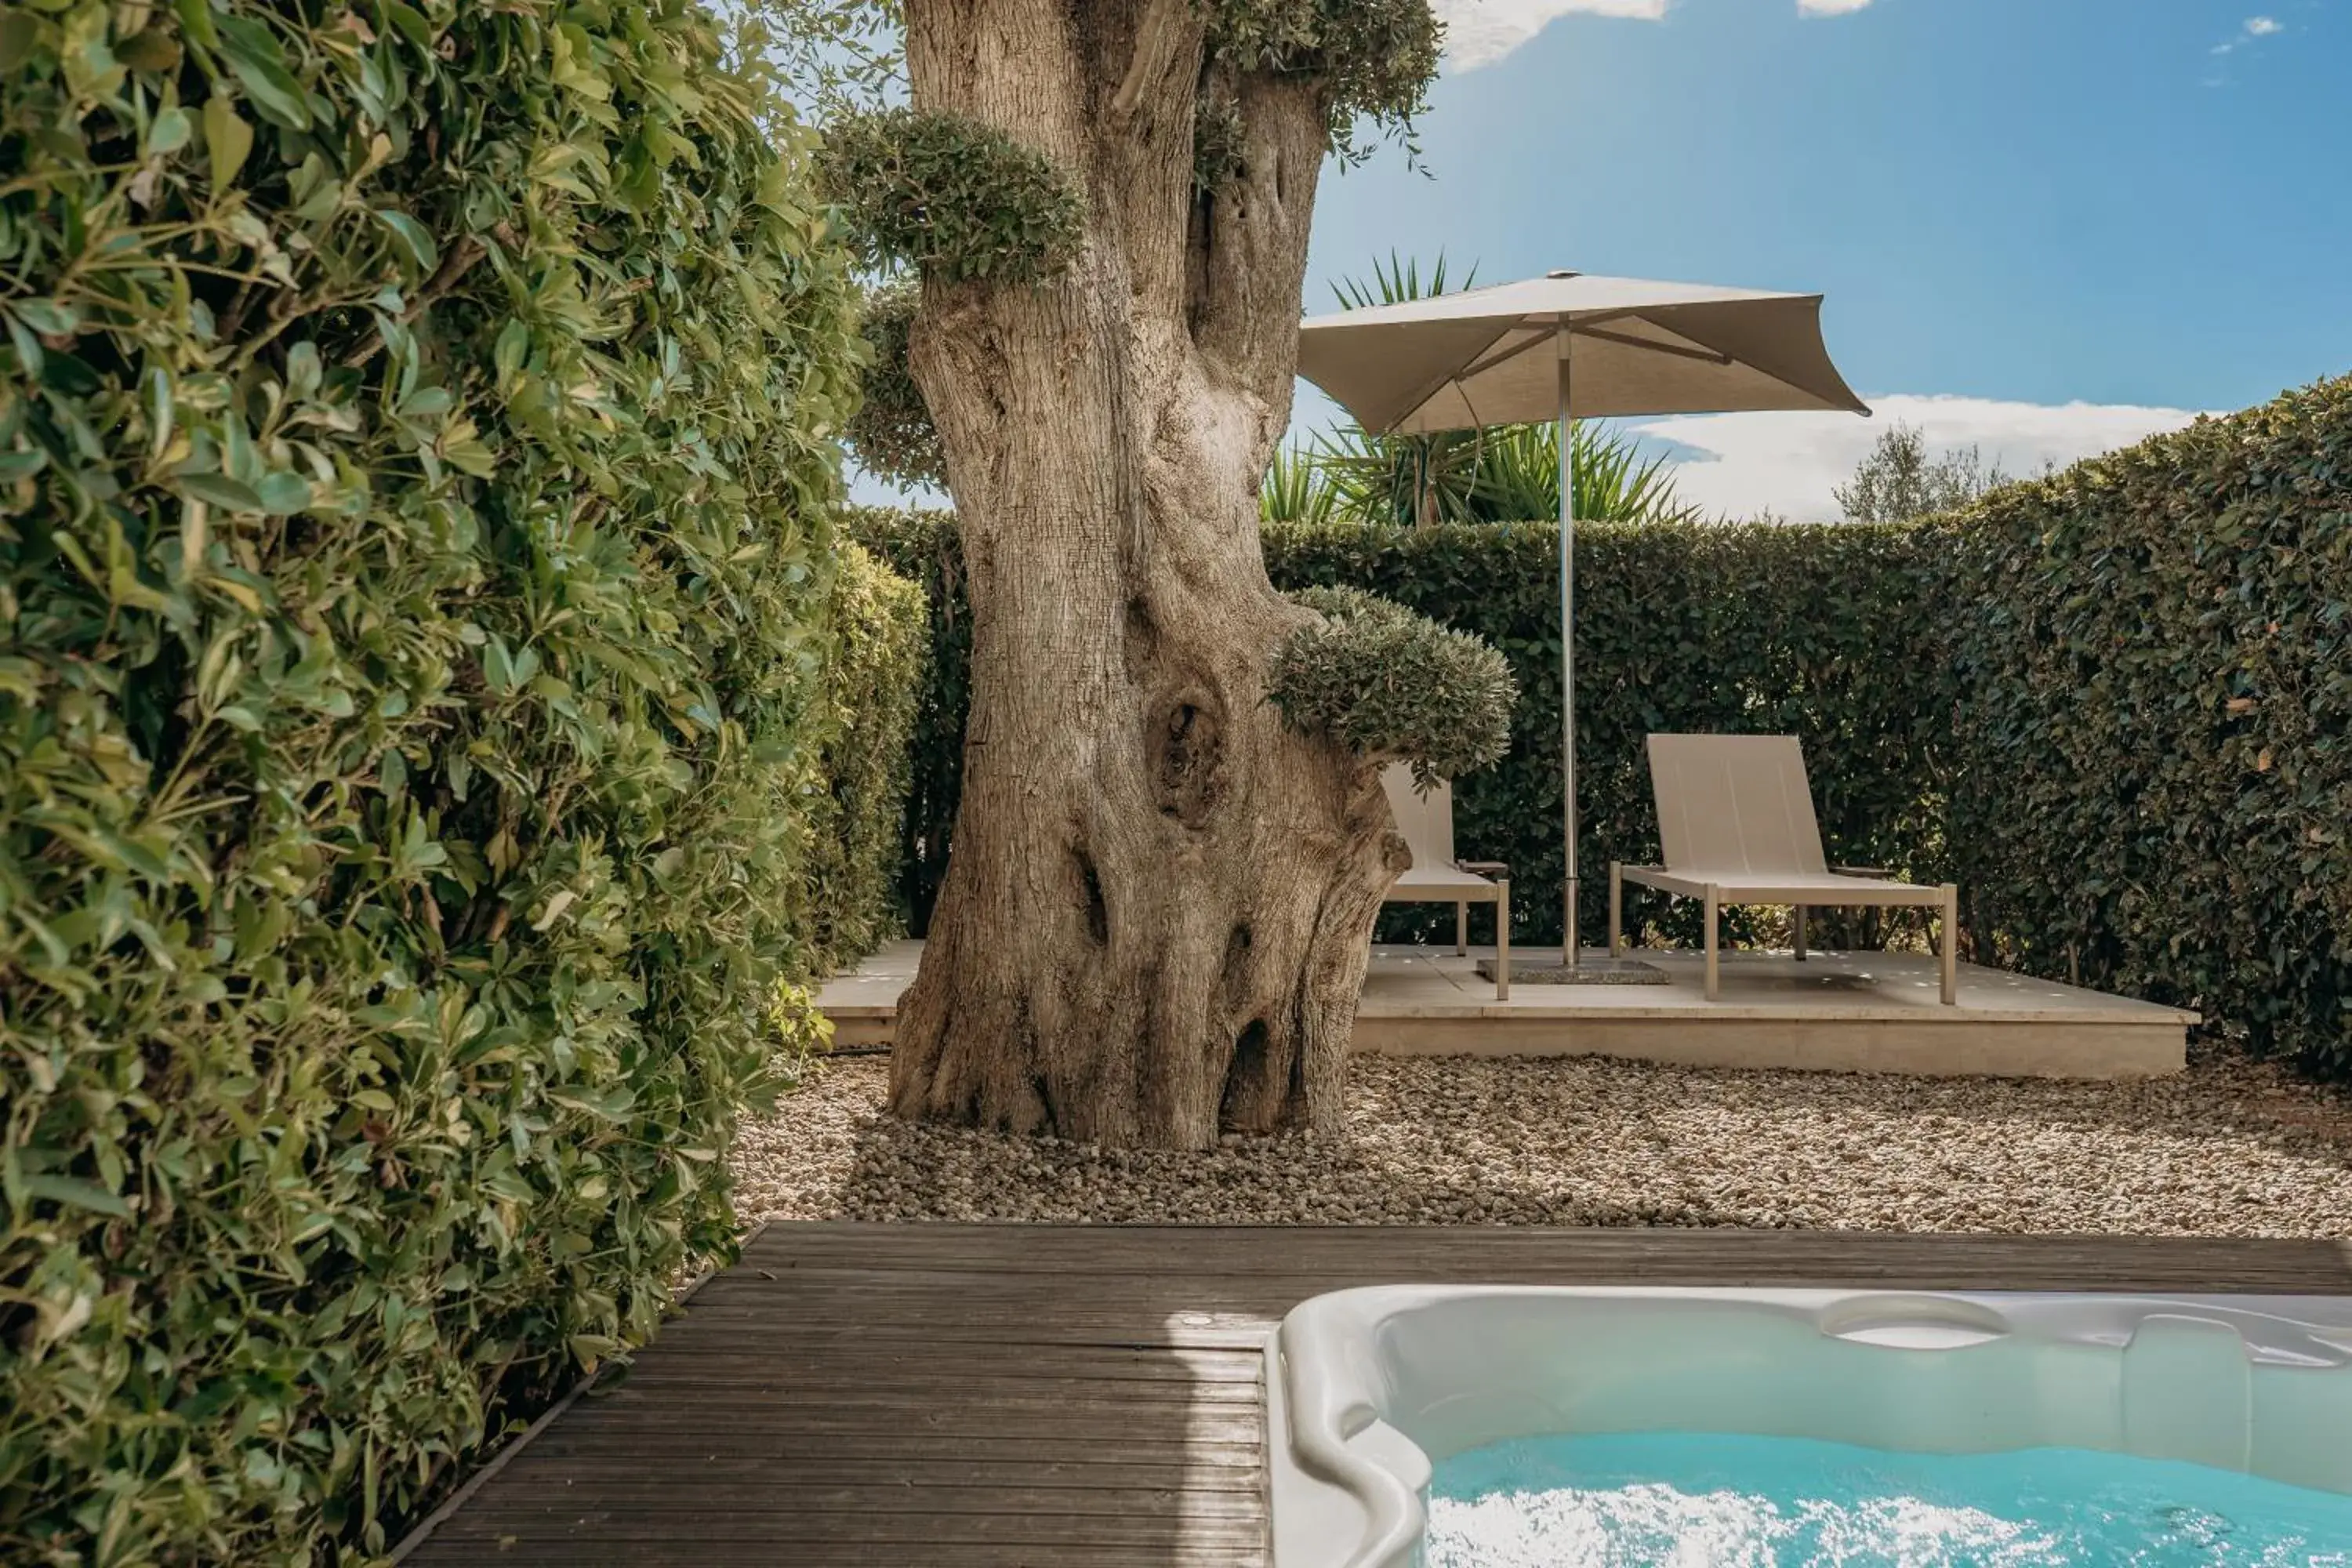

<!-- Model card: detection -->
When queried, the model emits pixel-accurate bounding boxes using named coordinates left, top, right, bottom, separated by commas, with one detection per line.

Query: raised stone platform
left=817, top=941, right=2194, bottom=1080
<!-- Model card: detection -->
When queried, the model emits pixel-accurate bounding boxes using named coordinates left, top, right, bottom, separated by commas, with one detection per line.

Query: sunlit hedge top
left=1, top=2, right=860, bottom=1562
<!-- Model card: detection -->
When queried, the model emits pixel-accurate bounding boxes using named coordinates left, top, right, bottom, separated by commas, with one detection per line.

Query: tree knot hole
left=1218, top=1017, right=1272, bottom=1134
left=1221, top=921, right=1254, bottom=993
left=1075, top=847, right=1109, bottom=946
left=1152, top=685, right=1227, bottom=829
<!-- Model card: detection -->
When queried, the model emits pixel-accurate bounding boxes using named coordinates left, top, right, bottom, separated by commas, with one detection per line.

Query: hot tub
left=1265, top=1286, right=2352, bottom=1567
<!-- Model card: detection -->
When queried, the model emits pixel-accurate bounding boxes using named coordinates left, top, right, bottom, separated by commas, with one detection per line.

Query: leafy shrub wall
left=1271, top=521, right=1954, bottom=948
left=802, top=543, right=927, bottom=960
left=840, top=506, right=966, bottom=933
left=855, top=373, right=2352, bottom=1079
left=1, top=4, right=861, bottom=1563
left=850, top=507, right=1949, bottom=946
left=1940, top=376, right=2352, bottom=1077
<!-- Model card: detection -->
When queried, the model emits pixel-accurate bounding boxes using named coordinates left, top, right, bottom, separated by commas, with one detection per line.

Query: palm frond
left=1469, top=422, right=1704, bottom=525
left=1259, top=444, right=1336, bottom=525
left=1330, top=250, right=1477, bottom=311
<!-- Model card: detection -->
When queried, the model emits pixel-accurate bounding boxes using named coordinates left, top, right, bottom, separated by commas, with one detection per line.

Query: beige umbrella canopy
left=1295, top=269, right=1871, bottom=971
left=1300, top=270, right=1869, bottom=433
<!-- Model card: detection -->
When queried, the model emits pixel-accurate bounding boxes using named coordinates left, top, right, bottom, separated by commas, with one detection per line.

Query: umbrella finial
left=1547, top=269, right=1581, bottom=279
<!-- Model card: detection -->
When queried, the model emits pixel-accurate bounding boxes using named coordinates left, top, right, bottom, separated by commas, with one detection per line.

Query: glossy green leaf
left=380, top=1, right=434, bottom=49
left=147, top=106, right=194, bottom=157
left=203, top=95, right=253, bottom=191
left=215, top=13, right=311, bottom=129
left=176, top=472, right=266, bottom=510
left=0, top=13, right=38, bottom=73
left=372, top=209, right=437, bottom=275
left=24, top=1175, right=132, bottom=1218
left=12, top=298, right=78, bottom=336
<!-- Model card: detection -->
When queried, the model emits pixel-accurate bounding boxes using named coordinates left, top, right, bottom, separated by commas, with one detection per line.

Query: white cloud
left=1432, top=0, right=1668, bottom=70
left=2212, top=14, right=2285, bottom=53
left=1625, top=394, right=2208, bottom=521
left=1436, top=0, right=1882, bottom=71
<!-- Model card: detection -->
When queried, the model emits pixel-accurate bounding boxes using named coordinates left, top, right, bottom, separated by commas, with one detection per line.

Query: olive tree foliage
left=1835, top=421, right=2011, bottom=524
left=769, top=0, right=1442, bottom=482
left=1271, top=587, right=1515, bottom=789
left=746, top=0, right=906, bottom=118
left=753, top=0, right=1519, bottom=1149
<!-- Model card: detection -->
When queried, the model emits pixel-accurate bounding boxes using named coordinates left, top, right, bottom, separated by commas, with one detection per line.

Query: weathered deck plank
left=396, top=1224, right=2352, bottom=1566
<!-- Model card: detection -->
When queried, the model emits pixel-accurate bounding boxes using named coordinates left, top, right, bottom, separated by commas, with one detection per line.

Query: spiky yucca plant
left=1469, top=420, right=1704, bottom=527
left=1260, top=444, right=1338, bottom=524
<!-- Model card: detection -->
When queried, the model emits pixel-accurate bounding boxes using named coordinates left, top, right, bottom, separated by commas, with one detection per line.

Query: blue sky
left=849, top=1, right=2349, bottom=517
left=1289, top=0, right=2351, bottom=517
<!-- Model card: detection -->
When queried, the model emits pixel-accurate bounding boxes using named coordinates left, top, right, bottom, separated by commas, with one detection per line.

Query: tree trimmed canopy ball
left=1271, top=586, right=1518, bottom=790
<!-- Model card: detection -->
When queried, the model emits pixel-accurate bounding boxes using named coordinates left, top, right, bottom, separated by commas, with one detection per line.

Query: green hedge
left=850, top=507, right=1947, bottom=946
left=1265, top=520, right=1954, bottom=949
left=840, top=506, right=965, bottom=934
left=851, top=373, right=2352, bottom=1078
left=1, top=5, right=860, bottom=1563
left=801, top=543, right=927, bottom=960
left=1940, top=377, right=2352, bottom=1077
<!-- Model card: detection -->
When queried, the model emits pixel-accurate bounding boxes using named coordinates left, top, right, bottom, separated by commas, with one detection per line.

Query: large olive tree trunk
left=887, top=1, right=1403, bottom=1148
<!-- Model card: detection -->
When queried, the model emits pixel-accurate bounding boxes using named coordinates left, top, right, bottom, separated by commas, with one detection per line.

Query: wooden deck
left=394, top=1224, right=2352, bottom=1566
left=822, top=942, right=2195, bottom=1080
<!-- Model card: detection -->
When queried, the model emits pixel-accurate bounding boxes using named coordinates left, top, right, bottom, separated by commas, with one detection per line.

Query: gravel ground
left=731, top=1048, right=2352, bottom=1236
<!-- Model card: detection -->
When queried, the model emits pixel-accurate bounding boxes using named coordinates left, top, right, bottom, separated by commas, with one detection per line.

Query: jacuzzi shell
left=1265, top=1286, right=2352, bottom=1568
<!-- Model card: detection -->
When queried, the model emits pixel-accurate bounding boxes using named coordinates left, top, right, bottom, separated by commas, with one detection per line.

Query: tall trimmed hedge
left=2, top=4, right=861, bottom=1563
left=1265, top=520, right=1955, bottom=949
left=802, top=543, right=927, bottom=960
left=1941, top=377, right=2352, bottom=1077
left=848, top=509, right=1949, bottom=946
left=851, top=375, right=2352, bottom=1078
left=840, top=506, right=966, bottom=933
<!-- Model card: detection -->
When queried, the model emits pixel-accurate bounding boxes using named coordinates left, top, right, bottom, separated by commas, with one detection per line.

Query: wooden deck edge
left=827, top=1019, right=2192, bottom=1080
left=732, top=1225, right=2352, bottom=1300
left=387, top=1219, right=770, bottom=1563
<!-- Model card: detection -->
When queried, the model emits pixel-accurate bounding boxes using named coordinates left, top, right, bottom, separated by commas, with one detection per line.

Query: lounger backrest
left=1380, top=763, right=1456, bottom=871
left=1646, top=734, right=1829, bottom=877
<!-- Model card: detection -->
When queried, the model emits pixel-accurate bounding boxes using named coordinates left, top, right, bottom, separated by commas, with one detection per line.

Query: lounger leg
left=1940, top=884, right=1959, bottom=1005
left=1494, top=883, right=1511, bottom=1001
left=1455, top=901, right=1467, bottom=957
left=1608, top=862, right=1622, bottom=959
left=1794, top=905, right=1807, bottom=962
left=1704, top=883, right=1721, bottom=1002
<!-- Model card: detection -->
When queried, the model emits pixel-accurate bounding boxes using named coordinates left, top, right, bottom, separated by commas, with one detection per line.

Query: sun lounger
left=1381, top=764, right=1510, bottom=1000
left=1609, top=734, right=1958, bottom=1004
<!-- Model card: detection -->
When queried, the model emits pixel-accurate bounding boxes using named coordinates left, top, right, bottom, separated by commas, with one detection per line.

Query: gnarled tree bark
left=887, top=0, right=1404, bottom=1148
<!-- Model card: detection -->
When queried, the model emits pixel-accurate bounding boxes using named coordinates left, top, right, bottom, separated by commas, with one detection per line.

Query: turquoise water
left=1426, top=1433, right=2352, bottom=1566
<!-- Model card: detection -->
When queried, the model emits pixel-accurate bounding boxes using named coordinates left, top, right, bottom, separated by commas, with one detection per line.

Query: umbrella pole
left=1556, top=325, right=1577, bottom=970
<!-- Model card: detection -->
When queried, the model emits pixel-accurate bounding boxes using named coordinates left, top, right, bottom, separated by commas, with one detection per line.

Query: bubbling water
left=1426, top=1433, right=2352, bottom=1567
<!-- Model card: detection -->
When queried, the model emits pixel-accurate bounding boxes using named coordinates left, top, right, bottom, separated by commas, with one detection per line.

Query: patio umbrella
left=1296, top=270, right=1871, bottom=971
